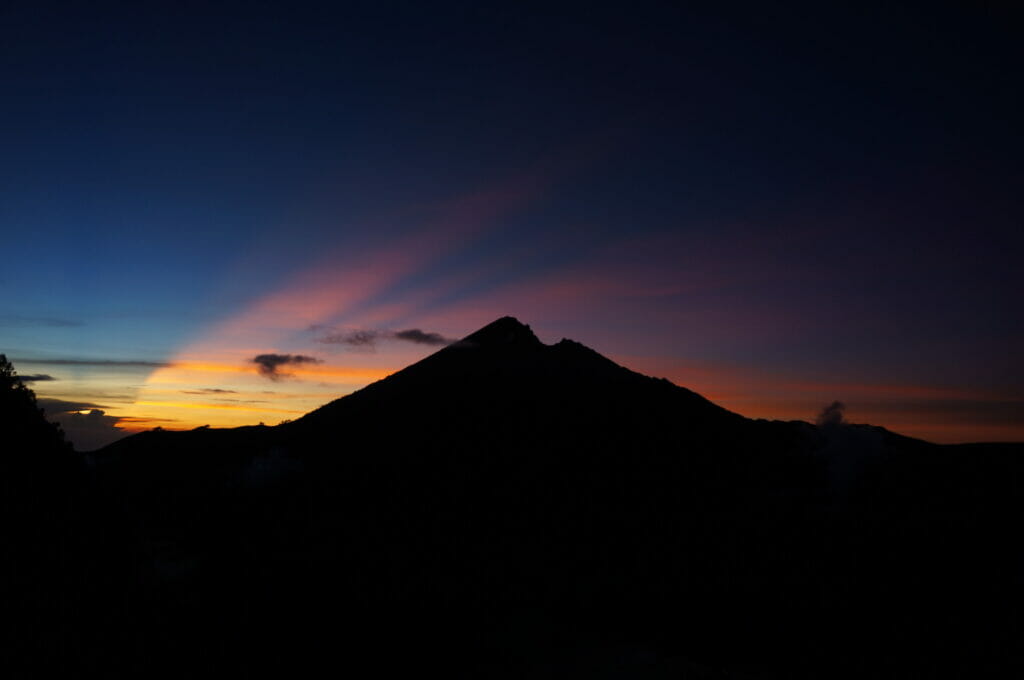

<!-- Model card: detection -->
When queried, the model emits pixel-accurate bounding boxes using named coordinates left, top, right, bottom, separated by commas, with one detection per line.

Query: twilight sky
left=2, top=2, right=1021, bottom=449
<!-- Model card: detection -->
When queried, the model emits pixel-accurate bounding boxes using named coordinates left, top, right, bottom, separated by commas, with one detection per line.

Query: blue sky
left=2, top=2, right=1021, bottom=448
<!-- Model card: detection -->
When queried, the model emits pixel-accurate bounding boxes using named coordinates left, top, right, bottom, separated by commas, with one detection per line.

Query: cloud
left=317, top=329, right=381, bottom=349
left=392, top=328, right=452, bottom=346
left=316, top=327, right=453, bottom=350
left=181, top=388, right=238, bottom=394
left=816, top=401, right=846, bottom=428
left=18, top=374, right=56, bottom=382
left=37, top=397, right=106, bottom=414
left=251, top=353, right=323, bottom=380
left=32, top=398, right=127, bottom=451
left=12, top=357, right=171, bottom=368
left=181, top=394, right=267, bottom=404
left=116, top=416, right=179, bottom=425
left=51, top=408, right=127, bottom=451
left=0, top=315, right=83, bottom=327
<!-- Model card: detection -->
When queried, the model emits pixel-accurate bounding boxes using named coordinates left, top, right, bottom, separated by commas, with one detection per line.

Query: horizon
left=9, top=314, right=1022, bottom=449
left=3, top=4, right=1021, bottom=448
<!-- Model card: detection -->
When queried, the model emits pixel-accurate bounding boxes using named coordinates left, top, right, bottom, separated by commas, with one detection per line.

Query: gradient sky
left=2, top=2, right=1021, bottom=449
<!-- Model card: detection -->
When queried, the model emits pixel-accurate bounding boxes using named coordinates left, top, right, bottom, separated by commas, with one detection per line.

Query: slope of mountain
left=19, top=319, right=1024, bottom=678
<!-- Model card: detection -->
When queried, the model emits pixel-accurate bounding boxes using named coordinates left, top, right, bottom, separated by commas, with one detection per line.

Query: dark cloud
left=51, top=408, right=126, bottom=451
left=33, top=398, right=121, bottom=451
left=318, top=329, right=381, bottom=348
left=37, top=397, right=106, bottom=414
left=0, top=314, right=83, bottom=327
left=12, top=357, right=171, bottom=368
left=817, top=401, right=846, bottom=428
left=19, top=374, right=56, bottom=382
left=181, top=388, right=238, bottom=394
left=316, top=327, right=453, bottom=350
left=251, top=353, right=322, bottom=380
left=392, top=328, right=452, bottom=346
left=37, top=398, right=178, bottom=450
left=116, top=416, right=178, bottom=425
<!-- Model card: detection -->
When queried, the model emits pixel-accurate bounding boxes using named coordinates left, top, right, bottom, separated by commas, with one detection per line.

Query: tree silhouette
left=0, top=353, right=71, bottom=460
left=1, top=354, right=86, bottom=675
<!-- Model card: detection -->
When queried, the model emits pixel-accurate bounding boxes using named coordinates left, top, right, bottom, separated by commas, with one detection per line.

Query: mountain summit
left=459, top=315, right=543, bottom=347
left=294, top=316, right=737, bottom=431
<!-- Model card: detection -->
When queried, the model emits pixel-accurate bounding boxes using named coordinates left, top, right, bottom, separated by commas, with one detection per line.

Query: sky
left=2, top=2, right=1021, bottom=449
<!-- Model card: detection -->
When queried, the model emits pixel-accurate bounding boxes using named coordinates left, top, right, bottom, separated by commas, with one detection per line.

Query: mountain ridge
left=292, top=315, right=741, bottom=433
left=62, top=316, right=1023, bottom=679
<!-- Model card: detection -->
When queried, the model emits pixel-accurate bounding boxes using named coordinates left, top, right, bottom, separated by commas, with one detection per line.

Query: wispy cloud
left=181, top=388, right=238, bottom=394
left=134, top=400, right=304, bottom=414
left=37, top=398, right=106, bottom=414
left=18, top=374, right=56, bottom=382
left=317, top=329, right=381, bottom=348
left=316, top=327, right=453, bottom=350
left=392, top=328, right=451, bottom=345
left=12, top=357, right=171, bottom=368
left=0, top=314, right=83, bottom=327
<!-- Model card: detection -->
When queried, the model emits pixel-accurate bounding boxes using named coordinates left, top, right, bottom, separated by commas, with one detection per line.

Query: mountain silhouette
left=9, top=319, right=1024, bottom=678
left=293, top=315, right=741, bottom=436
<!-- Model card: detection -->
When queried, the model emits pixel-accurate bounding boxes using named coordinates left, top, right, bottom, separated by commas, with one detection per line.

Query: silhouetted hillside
left=1, top=355, right=131, bottom=678
left=0, top=353, right=72, bottom=462
left=9, top=321, right=1024, bottom=678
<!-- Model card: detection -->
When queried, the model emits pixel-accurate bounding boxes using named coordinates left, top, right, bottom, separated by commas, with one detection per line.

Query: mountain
left=291, top=315, right=747, bottom=450
left=11, top=319, right=1024, bottom=678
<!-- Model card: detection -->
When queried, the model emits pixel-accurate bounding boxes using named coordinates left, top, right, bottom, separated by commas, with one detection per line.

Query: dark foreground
left=4, top=319, right=1022, bottom=678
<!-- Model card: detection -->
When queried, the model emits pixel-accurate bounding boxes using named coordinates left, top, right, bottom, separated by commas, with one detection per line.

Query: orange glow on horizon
left=133, top=400, right=306, bottom=414
left=162, top=361, right=395, bottom=382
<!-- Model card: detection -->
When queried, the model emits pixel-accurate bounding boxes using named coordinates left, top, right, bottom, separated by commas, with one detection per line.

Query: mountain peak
left=459, top=316, right=542, bottom=348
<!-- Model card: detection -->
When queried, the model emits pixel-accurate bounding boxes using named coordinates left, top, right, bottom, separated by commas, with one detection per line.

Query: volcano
left=292, top=315, right=744, bottom=443
left=11, top=317, right=1024, bottom=678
